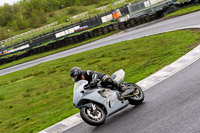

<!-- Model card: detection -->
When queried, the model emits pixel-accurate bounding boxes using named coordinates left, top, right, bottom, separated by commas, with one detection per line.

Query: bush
left=97, top=1, right=110, bottom=7
left=68, top=7, right=79, bottom=15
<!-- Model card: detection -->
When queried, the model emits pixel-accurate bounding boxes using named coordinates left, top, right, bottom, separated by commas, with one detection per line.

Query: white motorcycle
left=73, top=69, right=144, bottom=126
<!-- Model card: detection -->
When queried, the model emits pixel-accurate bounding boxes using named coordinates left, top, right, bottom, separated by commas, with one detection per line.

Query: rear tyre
left=80, top=103, right=106, bottom=126
left=125, top=83, right=144, bottom=105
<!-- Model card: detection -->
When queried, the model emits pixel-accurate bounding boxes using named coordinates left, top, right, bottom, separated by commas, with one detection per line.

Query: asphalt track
left=63, top=56, right=200, bottom=133
left=1, top=11, right=200, bottom=76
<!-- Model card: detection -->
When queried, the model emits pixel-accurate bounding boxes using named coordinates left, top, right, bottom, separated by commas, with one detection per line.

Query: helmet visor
left=71, top=76, right=77, bottom=82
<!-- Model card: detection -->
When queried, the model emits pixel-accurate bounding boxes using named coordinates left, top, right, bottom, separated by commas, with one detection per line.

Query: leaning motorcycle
left=73, top=69, right=144, bottom=126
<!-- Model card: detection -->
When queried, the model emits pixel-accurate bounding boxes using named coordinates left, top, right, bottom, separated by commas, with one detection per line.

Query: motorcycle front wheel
left=80, top=103, right=106, bottom=126
left=125, top=83, right=144, bottom=105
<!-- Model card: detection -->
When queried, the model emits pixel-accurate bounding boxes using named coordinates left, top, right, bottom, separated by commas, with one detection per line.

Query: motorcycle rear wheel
left=125, top=83, right=144, bottom=105
left=80, top=103, right=106, bottom=126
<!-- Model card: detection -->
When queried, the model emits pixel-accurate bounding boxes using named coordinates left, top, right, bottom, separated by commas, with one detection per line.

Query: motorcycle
left=73, top=69, right=144, bottom=126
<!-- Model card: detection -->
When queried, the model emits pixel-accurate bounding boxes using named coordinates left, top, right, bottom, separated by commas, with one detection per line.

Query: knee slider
left=102, top=75, right=113, bottom=84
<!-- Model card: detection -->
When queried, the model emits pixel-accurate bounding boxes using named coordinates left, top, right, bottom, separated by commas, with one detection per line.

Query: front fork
left=91, top=103, right=96, bottom=111
left=82, top=102, right=96, bottom=111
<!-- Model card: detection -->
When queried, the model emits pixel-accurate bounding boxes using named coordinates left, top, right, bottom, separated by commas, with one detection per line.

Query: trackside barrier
left=0, top=6, right=130, bottom=56
left=0, top=0, right=200, bottom=65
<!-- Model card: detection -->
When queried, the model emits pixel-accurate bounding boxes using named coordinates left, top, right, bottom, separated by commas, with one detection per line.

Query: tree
left=0, top=4, right=14, bottom=26
left=75, top=0, right=82, bottom=6
left=30, top=12, right=41, bottom=28
left=7, top=20, right=19, bottom=31
left=0, top=28, right=9, bottom=40
left=0, top=0, right=110, bottom=34
left=38, top=9, right=47, bottom=24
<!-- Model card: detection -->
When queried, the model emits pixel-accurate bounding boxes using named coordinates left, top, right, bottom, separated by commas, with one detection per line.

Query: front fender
left=76, top=89, right=110, bottom=115
left=77, top=99, right=108, bottom=115
left=75, top=89, right=107, bottom=111
left=82, top=103, right=92, bottom=108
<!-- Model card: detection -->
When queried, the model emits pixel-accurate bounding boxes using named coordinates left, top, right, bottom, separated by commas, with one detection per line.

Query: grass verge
left=0, top=29, right=200, bottom=133
left=164, top=5, right=200, bottom=18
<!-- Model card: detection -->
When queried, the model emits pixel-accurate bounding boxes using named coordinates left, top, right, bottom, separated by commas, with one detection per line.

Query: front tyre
left=125, top=83, right=144, bottom=105
left=80, top=103, right=106, bottom=126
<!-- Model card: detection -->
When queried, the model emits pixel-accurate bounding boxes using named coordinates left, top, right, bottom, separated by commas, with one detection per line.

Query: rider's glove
left=90, top=81, right=96, bottom=87
left=84, top=84, right=91, bottom=89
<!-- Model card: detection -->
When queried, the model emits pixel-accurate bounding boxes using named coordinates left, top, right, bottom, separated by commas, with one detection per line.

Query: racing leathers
left=81, top=70, right=124, bottom=92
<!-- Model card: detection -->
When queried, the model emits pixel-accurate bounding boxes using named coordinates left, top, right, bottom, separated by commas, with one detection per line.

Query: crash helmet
left=70, top=67, right=82, bottom=82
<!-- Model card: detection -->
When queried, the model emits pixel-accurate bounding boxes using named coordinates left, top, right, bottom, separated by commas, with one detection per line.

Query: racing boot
left=118, top=83, right=126, bottom=92
left=116, top=92, right=124, bottom=101
left=114, top=82, right=126, bottom=101
left=117, top=83, right=136, bottom=99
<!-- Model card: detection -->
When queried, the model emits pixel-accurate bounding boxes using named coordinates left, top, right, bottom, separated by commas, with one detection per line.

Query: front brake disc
left=133, top=89, right=140, bottom=95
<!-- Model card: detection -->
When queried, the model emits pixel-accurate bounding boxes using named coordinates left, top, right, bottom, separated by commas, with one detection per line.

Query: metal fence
left=127, top=0, right=170, bottom=18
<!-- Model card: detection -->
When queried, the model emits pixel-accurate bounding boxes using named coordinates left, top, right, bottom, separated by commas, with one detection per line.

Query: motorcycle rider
left=70, top=67, right=126, bottom=92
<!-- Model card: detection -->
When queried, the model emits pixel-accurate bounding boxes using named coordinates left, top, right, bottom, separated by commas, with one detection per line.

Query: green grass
left=0, top=30, right=120, bottom=70
left=164, top=5, right=200, bottom=18
left=0, top=29, right=200, bottom=133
